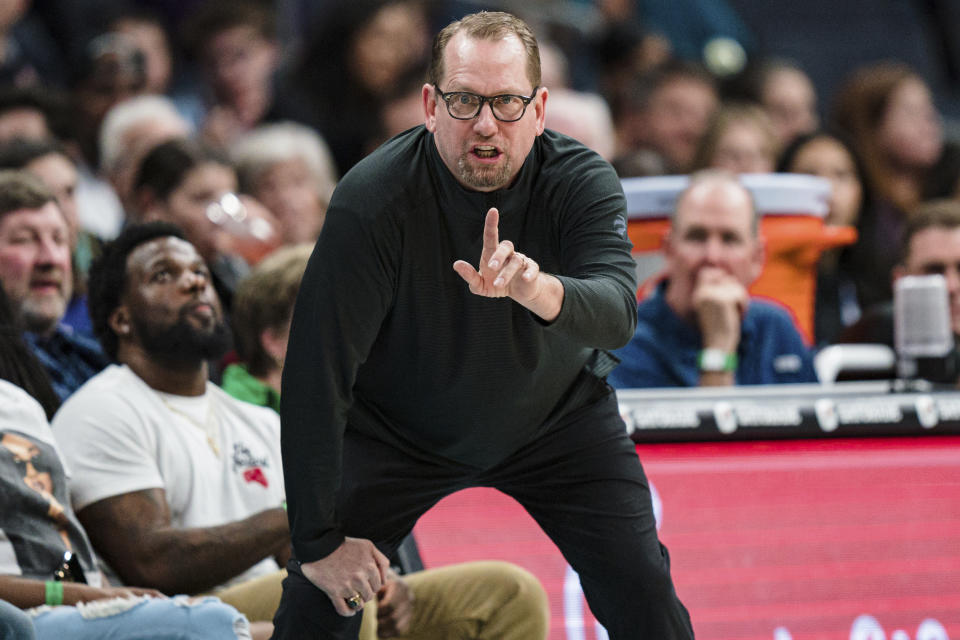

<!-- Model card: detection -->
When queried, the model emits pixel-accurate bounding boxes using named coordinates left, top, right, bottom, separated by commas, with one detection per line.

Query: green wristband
left=698, top=348, right=738, bottom=373
left=45, top=580, right=64, bottom=606
left=281, top=500, right=287, bottom=512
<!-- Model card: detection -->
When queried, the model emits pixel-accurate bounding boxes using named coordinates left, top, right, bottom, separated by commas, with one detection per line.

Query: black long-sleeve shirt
left=281, top=127, right=638, bottom=563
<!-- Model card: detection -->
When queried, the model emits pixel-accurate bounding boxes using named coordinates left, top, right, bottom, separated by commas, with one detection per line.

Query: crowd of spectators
left=2, top=0, right=960, bottom=635
left=0, top=0, right=956, bottom=332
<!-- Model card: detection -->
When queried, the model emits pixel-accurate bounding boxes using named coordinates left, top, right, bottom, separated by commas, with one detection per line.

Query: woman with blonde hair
left=692, top=102, right=780, bottom=174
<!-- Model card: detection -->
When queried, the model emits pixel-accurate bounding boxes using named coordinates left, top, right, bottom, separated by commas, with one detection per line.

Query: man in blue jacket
left=610, top=170, right=817, bottom=388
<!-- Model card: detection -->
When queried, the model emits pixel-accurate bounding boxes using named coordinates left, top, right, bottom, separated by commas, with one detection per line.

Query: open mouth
left=29, top=279, right=61, bottom=294
left=472, top=145, right=500, bottom=159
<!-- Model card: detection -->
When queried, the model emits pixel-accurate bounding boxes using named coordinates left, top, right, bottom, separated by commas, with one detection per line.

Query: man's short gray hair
left=0, top=170, right=56, bottom=218
left=230, top=122, right=339, bottom=207
left=99, top=94, right=191, bottom=174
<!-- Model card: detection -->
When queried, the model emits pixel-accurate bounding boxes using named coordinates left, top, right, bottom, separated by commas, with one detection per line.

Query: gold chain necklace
left=157, top=392, right=221, bottom=457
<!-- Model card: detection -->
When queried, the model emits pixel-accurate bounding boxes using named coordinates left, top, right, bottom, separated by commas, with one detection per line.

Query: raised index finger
left=482, top=208, right=500, bottom=258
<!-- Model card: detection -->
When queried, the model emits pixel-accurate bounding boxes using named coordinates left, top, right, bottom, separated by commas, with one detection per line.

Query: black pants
left=271, top=392, right=694, bottom=639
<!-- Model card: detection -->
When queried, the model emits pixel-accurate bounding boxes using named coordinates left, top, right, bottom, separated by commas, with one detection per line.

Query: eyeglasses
left=434, top=85, right=538, bottom=122
left=52, top=550, right=87, bottom=583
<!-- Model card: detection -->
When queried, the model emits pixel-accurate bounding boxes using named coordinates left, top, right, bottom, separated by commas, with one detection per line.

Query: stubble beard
left=19, top=295, right=67, bottom=336
left=19, top=266, right=71, bottom=335
left=457, top=153, right=512, bottom=191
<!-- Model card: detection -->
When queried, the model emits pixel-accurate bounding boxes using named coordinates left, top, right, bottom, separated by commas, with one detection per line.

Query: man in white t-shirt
left=53, top=222, right=289, bottom=626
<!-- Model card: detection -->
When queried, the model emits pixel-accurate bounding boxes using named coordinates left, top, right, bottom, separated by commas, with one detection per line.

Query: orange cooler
left=621, top=173, right=857, bottom=344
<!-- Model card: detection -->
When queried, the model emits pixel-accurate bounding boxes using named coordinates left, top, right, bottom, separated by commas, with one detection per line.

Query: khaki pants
left=216, top=560, right=549, bottom=639
left=215, top=569, right=286, bottom=624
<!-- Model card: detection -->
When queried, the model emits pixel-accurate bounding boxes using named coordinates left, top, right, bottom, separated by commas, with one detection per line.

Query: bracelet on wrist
left=698, top=348, right=737, bottom=373
left=45, top=580, right=64, bottom=606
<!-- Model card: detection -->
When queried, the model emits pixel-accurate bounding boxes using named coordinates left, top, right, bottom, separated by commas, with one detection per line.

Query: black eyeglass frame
left=433, top=85, right=539, bottom=122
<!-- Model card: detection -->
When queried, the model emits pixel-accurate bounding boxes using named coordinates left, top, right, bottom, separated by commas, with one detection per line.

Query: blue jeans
left=0, top=599, right=35, bottom=640
left=30, top=595, right=249, bottom=639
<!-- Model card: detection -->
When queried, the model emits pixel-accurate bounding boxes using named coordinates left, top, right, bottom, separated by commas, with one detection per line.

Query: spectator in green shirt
left=222, top=243, right=312, bottom=413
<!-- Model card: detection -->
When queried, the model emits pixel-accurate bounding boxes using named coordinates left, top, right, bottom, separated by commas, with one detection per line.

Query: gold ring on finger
left=346, top=593, right=363, bottom=610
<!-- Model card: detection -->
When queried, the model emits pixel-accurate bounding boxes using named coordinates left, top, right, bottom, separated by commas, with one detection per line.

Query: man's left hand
left=375, top=573, right=415, bottom=638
